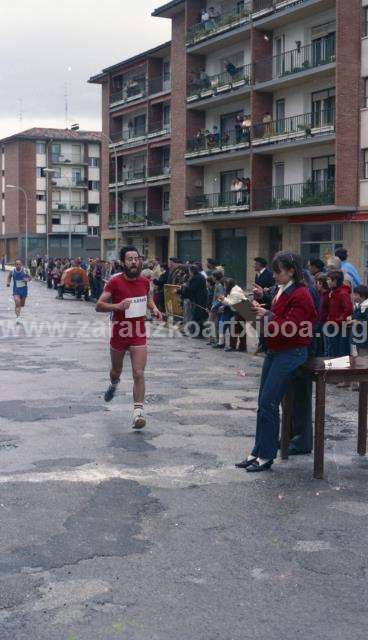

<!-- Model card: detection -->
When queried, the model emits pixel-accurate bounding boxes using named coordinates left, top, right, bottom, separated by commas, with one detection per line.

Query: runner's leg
left=129, top=345, right=147, bottom=429
left=104, top=347, right=125, bottom=402
left=13, top=295, right=21, bottom=318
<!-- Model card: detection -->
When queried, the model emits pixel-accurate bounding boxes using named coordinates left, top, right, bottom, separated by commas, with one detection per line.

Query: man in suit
left=254, top=257, right=275, bottom=290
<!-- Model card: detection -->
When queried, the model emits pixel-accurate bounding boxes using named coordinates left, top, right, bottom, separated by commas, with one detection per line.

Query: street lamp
left=6, top=184, right=29, bottom=266
left=44, top=168, right=73, bottom=259
left=100, top=132, right=119, bottom=259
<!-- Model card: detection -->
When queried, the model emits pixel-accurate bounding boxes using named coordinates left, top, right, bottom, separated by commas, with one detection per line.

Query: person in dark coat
left=254, top=257, right=275, bottom=290
left=153, top=263, right=169, bottom=313
left=180, top=265, right=208, bottom=337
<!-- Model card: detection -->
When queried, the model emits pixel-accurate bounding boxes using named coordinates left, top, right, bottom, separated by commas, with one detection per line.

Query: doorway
left=214, top=228, right=247, bottom=286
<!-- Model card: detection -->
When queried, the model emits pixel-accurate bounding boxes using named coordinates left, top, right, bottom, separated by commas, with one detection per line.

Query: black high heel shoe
left=246, top=459, right=273, bottom=473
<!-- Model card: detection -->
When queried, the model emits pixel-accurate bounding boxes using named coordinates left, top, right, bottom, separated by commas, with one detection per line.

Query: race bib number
left=16, top=280, right=27, bottom=288
left=125, top=296, right=147, bottom=318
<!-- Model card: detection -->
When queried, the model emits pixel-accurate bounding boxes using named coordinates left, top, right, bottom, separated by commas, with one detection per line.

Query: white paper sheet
left=323, top=356, right=351, bottom=370
left=125, top=296, right=147, bottom=319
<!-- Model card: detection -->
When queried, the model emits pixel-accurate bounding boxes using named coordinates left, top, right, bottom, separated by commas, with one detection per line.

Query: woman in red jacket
left=325, top=269, right=353, bottom=357
left=236, top=252, right=318, bottom=473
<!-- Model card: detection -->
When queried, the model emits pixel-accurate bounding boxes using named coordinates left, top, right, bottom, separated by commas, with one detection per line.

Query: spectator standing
left=352, top=285, right=368, bottom=357
left=326, top=269, right=353, bottom=358
left=254, top=257, right=275, bottom=290
left=335, top=248, right=361, bottom=287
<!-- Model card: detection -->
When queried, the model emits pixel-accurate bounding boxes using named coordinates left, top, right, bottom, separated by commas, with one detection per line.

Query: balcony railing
left=52, top=203, right=88, bottom=211
left=187, top=2, right=252, bottom=46
left=110, top=79, right=147, bottom=105
left=252, top=109, right=335, bottom=146
left=109, top=210, right=167, bottom=227
left=52, top=154, right=85, bottom=164
left=187, top=190, right=250, bottom=212
left=252, top=0, right=300, bottom=16
left=253, top=179, right=335, bottom=211
left=52, top=177, right=88, bottom=188
left=51, top=224, right=88, bottom=234
left=255, top=40, right=336, bottom=84
left=147, top=164, right=171, bottom=180
left=148, top=75, right=171, bottom=95
left=187, top=128, right=250, bottom=155
left=110, top=126, right=147, bottom=145
left=148, top=120, right=171, bottom=137
left=188, top=64, right=252, bottom=101
left=120, top=169, right=146, bottom=184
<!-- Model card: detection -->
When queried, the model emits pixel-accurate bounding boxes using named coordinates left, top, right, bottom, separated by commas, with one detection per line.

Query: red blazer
left=327, top=285, right=353, bottom=325
left=265, top=284, right=318, bottom=352
left=318, top=290, right=330, bottom=325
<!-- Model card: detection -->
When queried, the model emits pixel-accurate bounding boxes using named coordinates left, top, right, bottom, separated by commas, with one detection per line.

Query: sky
left=0, top=0, right=171, bottom=138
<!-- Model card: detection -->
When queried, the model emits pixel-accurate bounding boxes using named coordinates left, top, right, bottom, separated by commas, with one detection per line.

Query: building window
left=88, top=204, right=100, bottom=213
left=36, top=192, right=46, bottom=201
left=364, top=79, right=368, bottom=108
left=364, top=150, right=368, bottom=179
left=36, top=142, right=46, bottom=154
left=36, top=167, right=46, bottom=178
left=365, top=7, right=368, bottom=37
left=88, top=226, right=99, bottom=236
left=88, top=157, right=100, bottom=167
left=300, top=223, right=343, bottom=262
left=163, top=190, right=170, bottom=211
left=88, top=181, right=100, bottom=190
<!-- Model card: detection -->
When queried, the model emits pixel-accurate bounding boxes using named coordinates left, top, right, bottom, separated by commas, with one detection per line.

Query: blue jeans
left=251, top=347, right=308, bottom=460
left=325, top=326, right=351, bottom=358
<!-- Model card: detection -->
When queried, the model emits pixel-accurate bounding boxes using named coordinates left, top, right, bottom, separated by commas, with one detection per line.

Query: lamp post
left=44, top=169, right=73, bottom=259
left=100, top=132, right=119, bottom=259
left=6, top=184, right=29, bottom=267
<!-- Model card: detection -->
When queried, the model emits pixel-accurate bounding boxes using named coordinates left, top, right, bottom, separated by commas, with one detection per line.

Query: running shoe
left=15, top=317, right=23, bottom=325
left=104, top=383, right=117, bottom=402
left=132, top=408, right=146, bottom=430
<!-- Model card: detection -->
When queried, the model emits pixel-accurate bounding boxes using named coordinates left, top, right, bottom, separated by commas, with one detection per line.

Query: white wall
left=88, top=191, right=100, bottom=205
left=205, top=41, right=251, bottom=76
left=88, top=143, right=100, bottom=158
left=272, top=76, right=335, bottom=119
left=205, top=98, right=251, bottom=130
left=36, top=177, right=46, bottom=191
left=36, top=153, right=46, bottom=168
left=88, top=167, right=100, bottom=182
left=273, top=8, right=336, bottom=52
left=272, top=142, right=335, bottom=185
left=36, top=200, right=46, bottom=214
left=203, top=158, right=250, bottom=193
left=360, top=180, right=368, bottom=206
left=88, top=213, right=100, bottom=227
left=362, top=38, right=368, bottom=77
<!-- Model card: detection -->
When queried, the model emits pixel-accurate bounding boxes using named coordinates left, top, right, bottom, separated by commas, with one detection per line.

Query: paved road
left=0, top=273, right=367, bottom=639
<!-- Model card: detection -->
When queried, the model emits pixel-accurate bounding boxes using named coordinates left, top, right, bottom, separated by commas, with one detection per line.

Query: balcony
left=186, top=128, right=250, bottom=160
left=109, top=210, right=168, bottom=228
left=187, top=65, right=252, bottom=104
left=186, top=190, right=250, bottom=216
left=253, top=179, right=335, bottom=211
left=186, top=2, right=252, bottom=47
left=52, top=177, right=88, bottom=188
left=148, top=75, right=171, bottom=96
left=52, top=203, right=88, bottom=212
left=120, top=169, right=146, bottom=186
left=252, top=0, right=303, bottom=19
left=51, top=154, right=85, bottom=165
left=110, top=126, right=147, bottom=147
left=110, top=79, right=147, bottom=107
left=51, top=224, right=88, bottom=234
left=147, top=120, right=171, bottom=139
left=252, top=109, right=335, bottom=150
left=255, top=41, right=336, bottom=86
left=147, top=164, right=171, bottom=183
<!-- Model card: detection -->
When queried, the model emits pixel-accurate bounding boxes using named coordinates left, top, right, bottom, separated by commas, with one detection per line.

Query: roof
left=0, top=128, right=102, bottom=144
left=152, top=0, right=185, bottom=17
left=89, top=41, right=172, bottom=83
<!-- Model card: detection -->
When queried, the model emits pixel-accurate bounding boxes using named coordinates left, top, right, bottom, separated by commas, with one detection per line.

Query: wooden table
left=281, top=356, right=368, bottom=479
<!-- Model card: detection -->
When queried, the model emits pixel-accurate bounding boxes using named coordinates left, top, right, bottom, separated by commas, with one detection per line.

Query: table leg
left=358, top=381, right=368, bottom=456
left=281, top=386, right=293, bottom=460
left=314, top=376, right=326, bottom=480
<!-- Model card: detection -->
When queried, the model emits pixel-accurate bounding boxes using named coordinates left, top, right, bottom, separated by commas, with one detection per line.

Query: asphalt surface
left=0, top=272, right=367, bottom=640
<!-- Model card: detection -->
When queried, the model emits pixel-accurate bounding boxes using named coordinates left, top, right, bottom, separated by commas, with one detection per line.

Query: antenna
left=64, top=83, right=69, bottom=129
left=18, top=99, right=23, bottom=127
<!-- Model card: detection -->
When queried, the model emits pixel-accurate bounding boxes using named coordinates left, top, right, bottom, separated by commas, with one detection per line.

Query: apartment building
left=0, top=128, right=102, bottom=262
left=89, top=43, right=172, bottom=262
left=148, top=0, right=364, bottom=286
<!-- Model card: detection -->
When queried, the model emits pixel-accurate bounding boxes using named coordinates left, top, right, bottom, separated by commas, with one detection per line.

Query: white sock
left=134, top=403, right=143, bottom=412
left=247, top=455, right=256, bottom=462
left=257, top=457, right=271, bottom=465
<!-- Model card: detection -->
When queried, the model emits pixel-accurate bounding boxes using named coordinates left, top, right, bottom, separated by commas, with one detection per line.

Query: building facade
left=92, top=0, right=367, bottom=286
left=0, top=128, right=102, bottom=263
left=89, top=43, right=172, bottom=262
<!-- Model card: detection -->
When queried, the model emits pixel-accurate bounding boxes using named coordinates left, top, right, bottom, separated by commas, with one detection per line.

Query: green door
left=177, top=230, right=201, bottom=262
left=214, top=229, right=247, bottom=286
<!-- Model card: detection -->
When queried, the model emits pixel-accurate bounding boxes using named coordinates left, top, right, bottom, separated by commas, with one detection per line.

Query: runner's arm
left=6, top=272, right=12, bottom=287
left=147, top=290, right=162, bottom=321
left=95, top=290, right=131, bottom=313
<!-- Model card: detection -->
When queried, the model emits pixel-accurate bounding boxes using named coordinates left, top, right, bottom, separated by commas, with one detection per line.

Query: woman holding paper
left=236, top=252, right=317, bottom=473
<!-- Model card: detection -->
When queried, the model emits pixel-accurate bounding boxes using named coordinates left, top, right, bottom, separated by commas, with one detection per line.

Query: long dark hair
left=224, top=277, right=236, bottom=295
left=272, top=252, right=304, bottom=287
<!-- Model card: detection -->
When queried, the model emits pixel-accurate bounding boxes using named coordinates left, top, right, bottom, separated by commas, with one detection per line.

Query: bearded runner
left=96, top=246, right=162, bottom=430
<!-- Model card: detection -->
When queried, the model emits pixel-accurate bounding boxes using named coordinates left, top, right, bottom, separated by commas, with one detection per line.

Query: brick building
left=89, top=43, right=172, bottom=262
left=0, top=128, right=102, bottom=263
left=92, top=0, right=367, bottom=286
